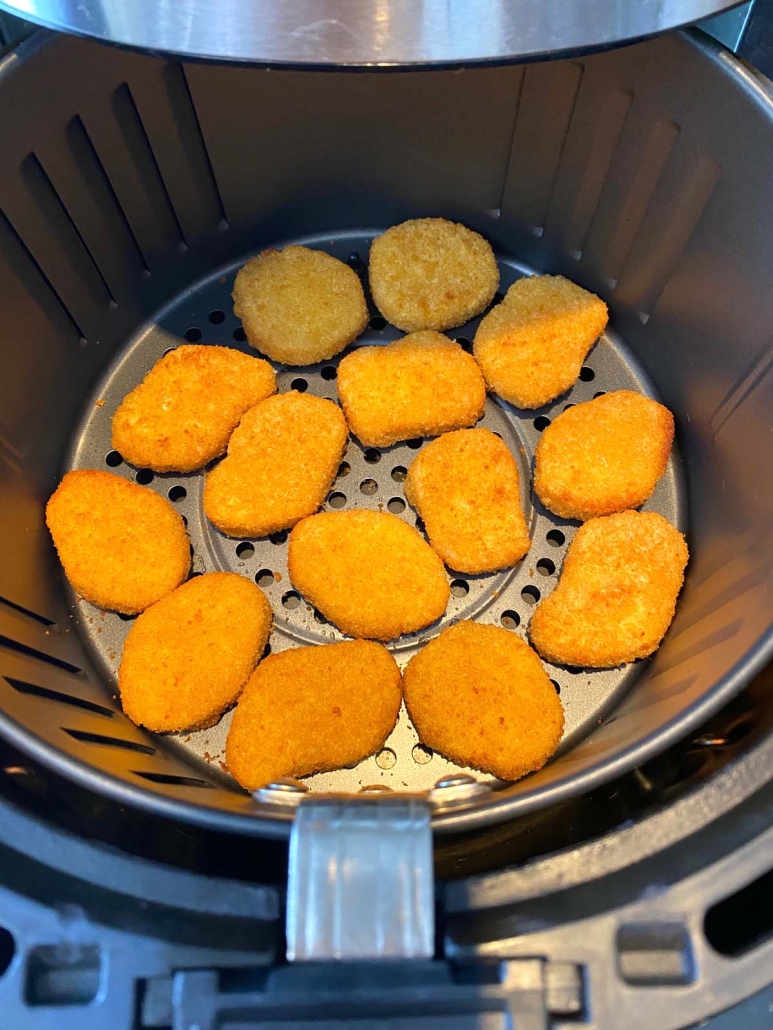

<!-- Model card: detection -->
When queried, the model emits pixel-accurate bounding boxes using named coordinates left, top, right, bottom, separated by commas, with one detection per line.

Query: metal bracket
left=286, top=798, right=434, bottom=961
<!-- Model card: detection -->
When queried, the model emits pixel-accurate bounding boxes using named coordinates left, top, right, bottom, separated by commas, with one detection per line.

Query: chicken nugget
left=369, top=218, right=499, bottom=332
left=203, top=391, right=348, bottom=538
left=46, top=469, right=189, bottom=614
left=534, top=390, right=674, bottom=520
left=232, top=245, right=368, bottom=365
left=111, top=345, right=276, bottom=473
left=529, top=511, right=688, bottom=668
left=404, top=428, right=530, bottom=574
left=474, top=275, right=608, bottom=408
left=288, top=510, right=450, bottom=640
left=119, top=572, right=271, bottom=733
left=337, top=332, right=486, bottom=447
left=403, top=621, right=563, bottom=781
left=226, top=640, right=401, bottom=790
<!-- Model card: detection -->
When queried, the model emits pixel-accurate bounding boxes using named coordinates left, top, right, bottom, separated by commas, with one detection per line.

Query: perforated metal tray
left=63, top=229, right=687, bottom=795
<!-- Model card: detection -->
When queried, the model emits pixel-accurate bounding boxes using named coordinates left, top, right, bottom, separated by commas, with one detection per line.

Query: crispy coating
left=337, top=332, right=486, bottom=447
left=403, top=621, right=564, bottom=781
left=226, top=640, right=402, bottom=790
left=46, top=470, right=189, bottom=615
left=111, top=345, right=276, bottom=473
left=369, top=218, right=499, bottom=332
left=232, top=245, right=368, bottom=365
left=288, top=510, right=450, bottom=640
left=203, top=391, right=348, bottom=538
left=119, top=573, right=271, bottom=733
left=530, top=511, right=688, bottom=668
left=405, top=428, right=530, bottom=574
left=474, top=275, right=608, bottom=408
left=534, top=390, right=674, bottom=520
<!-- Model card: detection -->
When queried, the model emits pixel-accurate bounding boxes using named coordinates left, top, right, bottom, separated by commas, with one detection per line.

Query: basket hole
left=262, top=641, right=272, bottom=658
left=407, top=438, right=423, bottom=450
left=337, top=461, right=351, bottom=479
left=105, top=450, right=122, bottom=468
left=135, top=469, right=154, bottom=485
left=168, top=486, right=186, bottom=503
left=415, top=516, right=426, bottom=534
left=364, top=448, right=381, bottom=464
left=291, top=377, right=308, bottom=393
left=536, top=558, right=556, bottom=576
left=370, top=315, right=386, bottom=331
left=360, top=478, right=378, bottom=496
left=579, top=366, right=595, bottom=382
left=492, top=292, right=504, bottom=305
left=208, top=309, right=225, bottom=324
left=563, top=403, right=575, bottom=411
left=551, top=680, right=561, bottom=694
left=232, top=326, right=246, bottom=343
left=255, top=569, right=275, bottom=588
left=450, top=579, right=469, bottom=598
left=565, top=665, right=584, bottom=675
left=117, top=612, right=135, bottom=621
left=321, top=365, right=337, bottom=381
left=0, top=927, right=15, bottom=977
left=328, top=491, right=347, bottom=509
left=500, top=610, right=520, bottom=629
left=269, top=530, right=288, bottom=545
left=391, top=465, right=407, bottom=482
left=533, top=416, right=551, bottom=432
left=163, top=347, right=176, bottom=356
left=376, top=747, right=396, bottom=770
left=185, top=327, right=202, bottom=342
left=347, top=251, right=362, bottom=269
left=388, top=497, right=406, bottom=514
left=594, top=391, right=606, bottom=398
left=236, top=542, right=255, bottom=560
left=546, top=529, right=565, bottom=548
left=313, top=608, right=328, bottom=624
left=412, top=744, right=433, bottom=765
left=282, top=590, right=301, bottom=609
left=521, top=585, right=540, bottom=605
left=456, top=337, right=473, bottom=353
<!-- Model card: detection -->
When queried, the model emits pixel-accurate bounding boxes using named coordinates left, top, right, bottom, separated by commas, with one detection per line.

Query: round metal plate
left=66, top=228, right=687, bottom=796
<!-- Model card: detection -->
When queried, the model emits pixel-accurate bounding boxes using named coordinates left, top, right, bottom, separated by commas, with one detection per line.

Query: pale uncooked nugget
left=403, top=621, right=564, bottom=781
left=529, top=510, right=688, bottom=668
left=288, top=510, right=450, bottom=640
left=203, top=391, right=348, bottom=538
left=369, top=218, right=499, bottom=332
left=474, top=275, right=608, bottom=408
left=232, top=245, right=368, bottom=365
left=337, top=332, right=486, bottom=447
left=119, top=573, right=271, bottom=733
left=534, top=390, right=674, bottom=520
left=46, top=469, right=189, bottom=615
left=404, top=428, right=530, bottom=574
left=111, top=345, right=276, bottom=473
left=226, top=640, right=402, bottom=790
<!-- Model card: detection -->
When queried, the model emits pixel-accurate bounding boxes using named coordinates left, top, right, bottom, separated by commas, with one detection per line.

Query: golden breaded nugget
left=119, top=573, right=271, bottom=733
left=203, top=391, right=348, bottom=538
left=337, top=332, right=486, bottom=447
left=232, top=245, right=368, bottom=365
left=288, top=510, right=450, bottom=640
left=403, top=621, right=564, bottom=781
left=369, top=218, right=499, bottom=332
left=529, top=511, right=688, bottom=667
left=111, top=345, right=276, bottom=473
left=405, top=428, right=530, bottom=574
left=46, top=470, right=189, bottom=615
left=226, top=640, right=401, bottom=790
left=474, top=275, right=608, bottom=408
left=534, top=390, right=674, bottom=520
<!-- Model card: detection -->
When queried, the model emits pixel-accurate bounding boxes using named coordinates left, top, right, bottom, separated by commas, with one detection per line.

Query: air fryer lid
left=0, top=0, right=745, bottom=65
left=0, top=30, right=772, bottom=842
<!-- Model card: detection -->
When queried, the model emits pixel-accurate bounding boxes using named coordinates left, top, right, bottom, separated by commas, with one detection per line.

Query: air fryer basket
left=0, top=28, right=771, bottom=839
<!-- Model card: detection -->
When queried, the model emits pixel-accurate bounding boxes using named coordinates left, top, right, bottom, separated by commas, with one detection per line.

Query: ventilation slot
left=0, top=595, right=55, bottom=627
left=133, top=771, right=214, bottom=789
left=704, top=865, right=773, bottom=957
left=0, top=637, right=82, bottom=675
left=63, top=728, right=155, bottom=755
left=0, top=207, right=85, bottom=342
left=111, top=83, right=186, bottom=250
left=4, top=677, right=113, bottom=717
